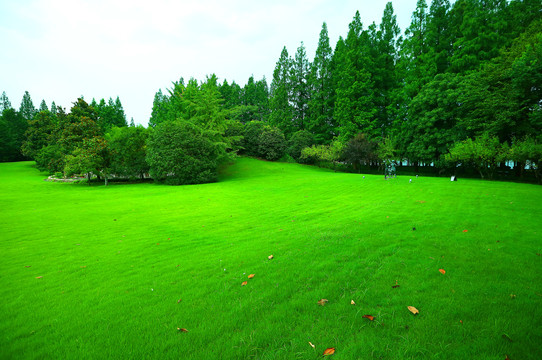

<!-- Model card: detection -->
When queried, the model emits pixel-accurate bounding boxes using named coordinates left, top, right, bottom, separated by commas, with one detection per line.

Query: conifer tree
left=308, top=22, right=335, bottom=143
left=19, top=91, right=36, bottom=122
left=291, top=42, right=311, bottom=131
left=269, top=46, right=294, bottom=135
left=0, top=91, right=12, bottom=112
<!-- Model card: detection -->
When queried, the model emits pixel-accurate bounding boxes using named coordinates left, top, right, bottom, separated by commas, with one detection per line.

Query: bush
left=146, top=120, right=225, bottom=185
left=242, top=121, right=266, bottom=156
left=224, top=119, right=244, bottom=154
left=258, top=126, right=286, bottom=161
left=35, top=144, right=65, bottom=174
left=107, top=126, right=149, bottom=180
left=287, top=130, right=315, bottom=162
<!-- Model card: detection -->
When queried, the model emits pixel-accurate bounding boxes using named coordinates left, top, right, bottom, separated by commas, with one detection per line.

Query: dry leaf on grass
left=323, top=347, right=335, bottom=356
left=439, top=269, right=446, bottom=274
left=407, top=306, right=419, bottom=315
left=177, top=328, right=188, bottom=332
left=351, top=300, right=356, bottom=305
left=309, top=341, right=315, bottom=348
left=317, top=299, right=329, bottom=306
left=248, top=274, right=255, bottom=279
left=362, top=315, right=375, bottom=321
left=24, top=266, right=31, bottom=268
left=35, top=276, right=42, bottom=279
left=177, top=299, right=182, bottom=303
left=241, top=281, right=248, bottom=286
left=268, top=255, right=274, bottom=260
left=463, top=229, right=468, bottom=232
left=392, top=285, right=400, bottom=288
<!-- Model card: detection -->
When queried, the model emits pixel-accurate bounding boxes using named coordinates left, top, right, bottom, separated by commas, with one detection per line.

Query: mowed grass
left=1, top=158, right=541, bottom=360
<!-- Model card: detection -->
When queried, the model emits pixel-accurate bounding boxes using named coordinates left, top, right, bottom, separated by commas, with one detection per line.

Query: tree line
left=2, top=0, right=541, bottom=184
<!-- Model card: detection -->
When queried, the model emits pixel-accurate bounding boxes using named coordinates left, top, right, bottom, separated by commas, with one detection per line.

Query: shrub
left=287, top=130, right=315, bottom=162
left=258, top=126, right=286, bottom=161
left=146, top=120, right=225, bottom=185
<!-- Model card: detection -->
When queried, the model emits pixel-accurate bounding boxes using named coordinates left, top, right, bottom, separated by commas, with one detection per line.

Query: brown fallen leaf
left=24, top=266, right=31, bottom=268
left=35, top=276, right=43, bottom=279
left=439, top=269, right=446, bottom=274
left=309, top=341, right=315, bottom=348
left=317, top=299, right=329, bottom=306
left=177, top=328, right=188, bottom=332
left=459, top=320, right=463, bottom=324
left=463, top=229, right=468, bottom=232
left=80, top=266, right=86, bottom=268
left=241, top=281, right=248, bottom=286
left=392, top=285, right=400, bottom=288
left=362, top=315, right=375, bottom=321
left=505, top=355, right=510, bottom=360
left=248, top=274, right=255, bottom=279
left=177, top=298, right=182, bottom=303
left=351, top=300, right=355, bottom=305
left=323, top=347, right=335, bottom=356
left=268, top=255, right=274, bottom=260
left=407, top=306, right=419, bottom=315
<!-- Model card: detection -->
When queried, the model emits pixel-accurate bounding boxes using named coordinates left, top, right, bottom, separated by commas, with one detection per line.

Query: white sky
left=1, top=0, right=424, bottom=126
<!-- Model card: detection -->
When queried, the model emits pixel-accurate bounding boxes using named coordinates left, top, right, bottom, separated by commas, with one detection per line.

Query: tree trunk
left=87, top=173, right=91, bottom=185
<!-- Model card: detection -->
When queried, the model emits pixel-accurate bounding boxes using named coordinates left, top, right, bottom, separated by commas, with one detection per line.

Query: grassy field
left=1, top=158, right=541, bottom=359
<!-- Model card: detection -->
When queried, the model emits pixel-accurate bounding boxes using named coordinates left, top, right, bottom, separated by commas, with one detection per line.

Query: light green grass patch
left=1, top=159, right=541, bottom=359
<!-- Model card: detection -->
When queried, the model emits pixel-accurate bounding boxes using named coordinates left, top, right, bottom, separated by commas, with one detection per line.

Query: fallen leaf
left=392, top=285, right=400, bottom=288
left=156, top=243, right=160, bottom=245
left=317, top=299, right=329, bottom=306
left=80, top=266, right=86, bottom=268
left=241, top=281, right=248, bottom=286
left=177, top=328, right=188, bottom=332
left=248, top=274, right=255, bottom=279
left=323, top=347, right=335, bottom=356
left=459, top=320, right=463, bottom=324
left=407, top=306, right=419, bottom=315
left=463, top=229, right=468, bottom=232
left=35, top=276, right=43, bottom=279
left=439, top=269, right=446, bottom=274
left=177, top=298, right=182, bottom=303
left=268, top=255, right=274, bottom=260
left=24, top=266, right=31, bottom=268
left=351, top=300, right=355, bottom=305
left=505, top=356, right=510, bottom=360
left=309, top=341, right=315, bottom=348
left=362, top=315, right=375, bottom=321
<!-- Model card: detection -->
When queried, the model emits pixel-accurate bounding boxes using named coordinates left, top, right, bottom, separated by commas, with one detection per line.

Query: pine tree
left=50, top=101, right=57, bottom=116
left=308, top=22, right=335, bottom=143
left=39, top=99, right=49, bottom=112
left=149, top=89, right=170, bottom=127
left=0, top=91, right=12, bottom=112
left=269, top=46, right=295, bottom=135
left=291, top=42, right=311, bottom=131
left=333, top=11, right=376, bottom=140
left=19, top=91, right=36, bottom=122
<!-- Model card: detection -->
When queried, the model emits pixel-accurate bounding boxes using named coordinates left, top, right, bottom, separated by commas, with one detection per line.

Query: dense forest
left=1, top=0, right=541, bottom=183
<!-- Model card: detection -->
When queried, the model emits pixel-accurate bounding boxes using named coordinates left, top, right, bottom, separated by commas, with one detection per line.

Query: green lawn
left=1, top=158, right=541, bottom=359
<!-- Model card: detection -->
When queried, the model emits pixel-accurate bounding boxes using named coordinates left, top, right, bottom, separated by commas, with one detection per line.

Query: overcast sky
left=1, top=0, right=425, bottom=126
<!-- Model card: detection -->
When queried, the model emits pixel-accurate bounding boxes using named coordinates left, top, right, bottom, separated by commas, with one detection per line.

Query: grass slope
left=1, top=158, right=541, bottom=359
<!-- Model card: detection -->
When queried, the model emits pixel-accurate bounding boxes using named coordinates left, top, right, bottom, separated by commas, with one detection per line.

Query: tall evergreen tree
left=0, top=91, right=12, bottom=112
left=291, top=42, right=311, bottom=131
left=39, top=100, right=49, bottom=112
left=334, top=11, right=376, bottom=140
left=308, top=22, right=335, bottom=143
left=149, top=89, right=170, bottom=127
left=269, top=46, right=295, bottom=135
left=19, top=91, right=36, bottom=122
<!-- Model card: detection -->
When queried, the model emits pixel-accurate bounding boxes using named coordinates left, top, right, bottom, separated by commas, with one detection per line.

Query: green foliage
left=19, top=91, right=36, bottom=122
left=445, top=134, right=508, bottom=179
left=0, top=91, right=12, bottom=112
left=286, top=130, right=315, bottom=162
left=35, top=144, right=65, bottom=173
left=269, top=47, right=295, bottom=135
left=22, top=110, right=55, bottom=159
left=342, top=133, right=379, bottom=171
left=146, top=120, right=224, bottom=185
left=300, top=140, right=343, bottom=167
left=0, top=108, right=27, bottom=161
left=64, top=137, right=112, bottom=185
left=242, top=120, right=266, bottom=156
left=308, top=22, right=336, bottom=144
left=224, top=119, right=244, bottom=154
left=106, top=126, right=149, bottom=180
left=257, top=126, right=287, bottom=161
